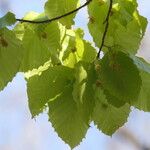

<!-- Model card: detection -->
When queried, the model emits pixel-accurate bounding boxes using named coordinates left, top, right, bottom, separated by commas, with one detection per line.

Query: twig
left=16, top=0, right=92, bottom=24
left=97, top=0, right=113, bottom=58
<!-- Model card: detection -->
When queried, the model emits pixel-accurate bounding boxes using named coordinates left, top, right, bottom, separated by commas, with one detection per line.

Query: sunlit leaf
left=0, top=28, right=22, bottom=90
left=0, top=12, right=16, bottom=29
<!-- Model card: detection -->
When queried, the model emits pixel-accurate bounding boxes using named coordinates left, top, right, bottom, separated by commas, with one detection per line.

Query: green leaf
left=104, top=90, right=126, bottom=107
left=114, top=19, right=144, bottom=53
left=62, top=29, right=97, bottom=67
left=130, top=56, right=150, bottom=111
left=13, top=12, right=48, bottom=40
left=137, top=14, right=148, bottom=37
left=27, top=66, right=74, bottom=117
left=45, top=0, right=79, bottom=28
left=20, top=29, right=51, bottom=72
left=73, top=62, right=87, bottom=104
left=133, top=72, right=150, bottom=112
left=48, top=85, right=88, bottom=148
left=0, top=28, right=22, bottom=90
left=24, top=61, right=51, bottom=79
left=112, top=0, right=137, bottom=26
left=88, top=0, right=147, bottom=54
left=22, top=12, right=61, bottom=50
left=99, top=51, right=141, bottom=104
left=0, top=12, right=16, bottom=29
left=88, top=0, right=109, bottom=48
left=73, top=62, right=96, bottom=123
left=76, top=36, right=97, bottom=63
left=18, top=12, right=62, bottom=71
left=93, top=88, right=130, bottom=135
left=62, top=31, right=77, bottom=68
left=130, top=55, right=150, bottom=74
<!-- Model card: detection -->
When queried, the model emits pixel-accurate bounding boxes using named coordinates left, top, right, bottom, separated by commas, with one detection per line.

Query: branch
left=97, top=0, right=113, bottom=58
left=16, top=0, right=92, bottom=24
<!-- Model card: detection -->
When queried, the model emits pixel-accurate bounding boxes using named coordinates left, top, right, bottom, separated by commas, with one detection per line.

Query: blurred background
left=0, top=0, right=150, bottom=150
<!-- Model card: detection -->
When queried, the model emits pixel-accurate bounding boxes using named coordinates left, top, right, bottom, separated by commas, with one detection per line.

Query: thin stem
left=97, top=0, right=113, bottom=58
left=16, top=0, right=92, bottom=24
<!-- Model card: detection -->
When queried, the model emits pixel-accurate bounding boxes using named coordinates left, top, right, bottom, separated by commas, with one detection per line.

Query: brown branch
left=16, top=0, right=92, bottom=24
left=97, top=0, right=113, bottom=58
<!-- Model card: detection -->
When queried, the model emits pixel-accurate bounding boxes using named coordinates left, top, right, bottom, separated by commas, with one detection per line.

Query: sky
left=0, top=0, right=150, bottom=150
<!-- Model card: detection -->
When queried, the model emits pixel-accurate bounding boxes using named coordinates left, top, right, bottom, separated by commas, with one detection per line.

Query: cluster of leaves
left=0, top=0, right=149, bottom=148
